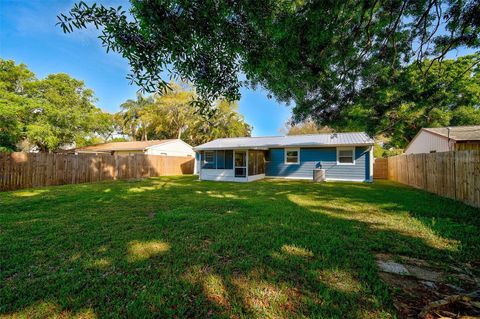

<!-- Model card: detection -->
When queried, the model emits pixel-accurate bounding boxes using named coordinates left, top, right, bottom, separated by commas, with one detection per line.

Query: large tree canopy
left=0, top=59, right=114, bottom=152
left=58, top=0, right=479, bottom=122
left=331, top=53, right=480, bottom=148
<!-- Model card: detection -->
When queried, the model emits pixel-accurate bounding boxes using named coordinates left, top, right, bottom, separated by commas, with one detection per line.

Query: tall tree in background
left=190, top=100, right=252, bottom=145
left=283, top=120, right=333, bottom=136
left=0, top=59, right=114, bottom=152
left=59, top=0, right=479, bottom=120
left=116, top=84, right=252, bottom=145
left=0, top=60, right=35, bottom=152
left=118, top=93, right=155, bottom=141
left=146, top=83, right=196, bottom=140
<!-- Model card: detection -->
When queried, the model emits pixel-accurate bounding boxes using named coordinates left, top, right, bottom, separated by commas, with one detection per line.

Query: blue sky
left=0, top=0, right=292, bottom=136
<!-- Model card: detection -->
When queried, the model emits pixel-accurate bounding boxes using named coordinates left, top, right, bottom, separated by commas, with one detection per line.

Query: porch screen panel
left=257, top=151, right=265, bottom=174
left=248, top=151, right=255, bottom=176
left=216, top=150, right=225, bottom=169
left=248, top=150, right=266, bottom=176
left=225, top=151, right=233, bottom=169
left=202, top=151, right=215, bottom=169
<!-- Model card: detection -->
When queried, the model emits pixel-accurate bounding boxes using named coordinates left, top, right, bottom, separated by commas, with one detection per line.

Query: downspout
left=369, top=145, right=374, bottom=182
left=447, top=127, right=451, bottom=151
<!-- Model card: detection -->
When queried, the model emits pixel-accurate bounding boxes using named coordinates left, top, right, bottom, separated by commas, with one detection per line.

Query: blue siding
left=266, top=147, right=370, bottom=181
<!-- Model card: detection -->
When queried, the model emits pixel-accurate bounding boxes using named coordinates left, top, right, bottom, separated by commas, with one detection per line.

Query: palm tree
left=118, top=93, right=154, bottom=141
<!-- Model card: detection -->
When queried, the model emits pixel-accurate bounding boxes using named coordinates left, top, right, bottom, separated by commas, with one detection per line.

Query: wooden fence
left=0, top=152, right=195, bottom=191
left=373, top=158, right=388, bottom=179
left=374, top=151, right=480, bottom=208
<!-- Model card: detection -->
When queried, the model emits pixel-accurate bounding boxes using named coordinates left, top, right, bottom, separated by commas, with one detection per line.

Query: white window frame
left=204, top=151, right=215, bottom=164
left=284, top=148, right=300, bottom=165
left=337, top=147, right=355, bottom=165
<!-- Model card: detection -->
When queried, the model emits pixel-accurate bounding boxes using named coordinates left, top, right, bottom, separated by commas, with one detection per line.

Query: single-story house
left=405, top=126, right=480, bottom=154
left=193, top=132, right=374, bottom=182
left=74, top=139, right=195, bottom=157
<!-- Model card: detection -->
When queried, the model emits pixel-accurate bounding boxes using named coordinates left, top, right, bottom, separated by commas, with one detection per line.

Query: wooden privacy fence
left=0, top=152, right=195, bottom=191
left=373, top=158, right=388, bottom=179
left=375, top=151, right=480, bottom=208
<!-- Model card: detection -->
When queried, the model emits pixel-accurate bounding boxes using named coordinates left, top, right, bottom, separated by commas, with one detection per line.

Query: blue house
left=194, top=132, right=374, bottom=182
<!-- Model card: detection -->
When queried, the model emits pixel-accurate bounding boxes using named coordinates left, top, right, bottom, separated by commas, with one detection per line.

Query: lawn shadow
left=1, top=176, right=479, bottom=318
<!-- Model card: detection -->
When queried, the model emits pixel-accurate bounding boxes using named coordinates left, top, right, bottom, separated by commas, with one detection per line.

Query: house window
left=337, top=147, right=355, bottom=165
left=284, top=148, right=299, bottom=164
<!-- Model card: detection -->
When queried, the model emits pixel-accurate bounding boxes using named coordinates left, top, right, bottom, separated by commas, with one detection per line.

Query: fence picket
left=0, top=152, right=195, bottom=191
left=380, top=150, right=480, bottom=208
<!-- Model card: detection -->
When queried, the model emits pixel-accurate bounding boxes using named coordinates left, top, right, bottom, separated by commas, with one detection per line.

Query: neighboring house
left=74, top=139, right=195, bottom=157
left=405, top=126, right=480, bottom=154
left=193, top=132, right=374, bottom=182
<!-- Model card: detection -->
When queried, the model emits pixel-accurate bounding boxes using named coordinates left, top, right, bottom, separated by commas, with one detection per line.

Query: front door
left=234, top=151, right=247, bottom=178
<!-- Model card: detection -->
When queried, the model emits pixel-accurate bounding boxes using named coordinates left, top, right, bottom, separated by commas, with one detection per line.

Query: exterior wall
left=266, top=147, right=371, bottom=182
left=200, top=169, right=235, bottom=181
left=405, top=131, right=450, bottom=154
left=146, top=140, right=195, bottom=157
left=199, top=169, right=262, bottom=182
left=113, top=150, right=144, bottom=156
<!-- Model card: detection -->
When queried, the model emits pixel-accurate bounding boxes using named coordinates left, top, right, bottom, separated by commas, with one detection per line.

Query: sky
left=0, top=0, right=292, bottom=137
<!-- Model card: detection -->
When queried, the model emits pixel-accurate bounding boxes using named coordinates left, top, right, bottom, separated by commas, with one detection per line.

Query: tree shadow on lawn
left=1, top=176, right=479, bottom=318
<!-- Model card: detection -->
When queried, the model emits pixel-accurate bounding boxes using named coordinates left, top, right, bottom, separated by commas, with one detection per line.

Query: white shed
left=405, top=126, right=480, bottom=154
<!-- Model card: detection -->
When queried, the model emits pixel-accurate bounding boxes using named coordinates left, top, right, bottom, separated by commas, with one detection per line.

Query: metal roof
left=75, top=139, right=178, bottom=152
left=194, top=132, right=374, bottom=151
left=423, top=126, right=480, bottom=141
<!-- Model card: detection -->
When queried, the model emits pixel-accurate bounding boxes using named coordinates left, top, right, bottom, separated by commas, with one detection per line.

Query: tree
left=330, top=53, right=480, bottom=148
left=117, top=93, right=155, bottom=141
left=0, top=59, right=115, bottom=152
left=117, top=84, right=252, bottom=145
left=282, top=120, right=333, bottom=135
left=190, top=100, right=252, bottom=145
left=58, top=0, right=479, bottom=119
left=146, top=83, right=197, bottom=140
left=0, top=60, right=36, bottom=151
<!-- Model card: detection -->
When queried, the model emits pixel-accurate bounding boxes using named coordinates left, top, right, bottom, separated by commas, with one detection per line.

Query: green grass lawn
left=1, top=176, right=479, bottom=318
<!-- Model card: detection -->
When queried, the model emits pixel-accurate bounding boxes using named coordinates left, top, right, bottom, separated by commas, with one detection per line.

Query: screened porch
left=198, top=149, right=267, bottom=182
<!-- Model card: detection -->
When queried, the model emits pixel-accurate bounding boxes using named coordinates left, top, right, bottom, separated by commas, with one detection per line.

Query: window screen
left=216, top=150, right=225, bottom=169
left=203, top=151, right=215, bottom=169
left=338, top=149, right=354, bottom=164
left=225, top=150, right=233, bottom=169
left=285, top=149, right=299, bottom=164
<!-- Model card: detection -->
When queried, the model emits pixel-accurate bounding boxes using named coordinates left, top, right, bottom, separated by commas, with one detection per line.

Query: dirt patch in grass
left=376, top=253, right=480, bottom=318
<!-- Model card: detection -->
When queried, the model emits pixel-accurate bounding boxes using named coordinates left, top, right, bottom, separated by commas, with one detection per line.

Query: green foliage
left=116, top=84, right=252, bottom=145
left=0, top=61, right=35, bottom=151
left=331, top=54, right=480, bottom=147
left=374, top=143, right=403, bottom=158
left=283, top=120, right=333, bottom=135
left=2, top=176, right=479, bottom=317
left=0, top=59, right=115, bottom=152
left=58, top=0, right=480, bottom=115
